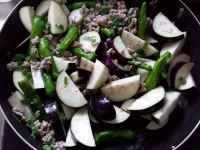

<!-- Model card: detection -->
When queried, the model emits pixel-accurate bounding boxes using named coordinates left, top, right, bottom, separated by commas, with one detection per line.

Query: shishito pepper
left=145, top=51, right=171, bottom=91
left=137, top=2, right=147, bottom=40
left=57, top=26, right=79, bottom=52
left=67, top=1, right=98, bottom=11
left=94, top=129, right=135, bottom=145
left=69, top=47, right=96, bottom=61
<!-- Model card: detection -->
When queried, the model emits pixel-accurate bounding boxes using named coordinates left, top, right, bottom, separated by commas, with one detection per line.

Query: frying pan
left=0, top=0, right=200, bottom=149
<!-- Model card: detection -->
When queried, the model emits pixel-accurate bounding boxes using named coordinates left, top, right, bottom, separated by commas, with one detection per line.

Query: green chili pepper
left=57, top=26, right=79, bottom=52
left=177, top=8, right=185, bottom=19
left=95, top=129, right=135, bottom=145
left=83, top=16, right=88, bottom=29
left=145, top=51, right=171, bottom=91
left=136, top=41, right=148, bottom=56
left=27, top=15, right=43, bottom=55
left=69, top=47, right=96, bottom=61
left=137, top=2, right=147, bottom=40
left=161, top=70, right=168, bottom=79
left=18, top=78, right=48, bottom=121
left=100, top=27, right=115, bottom=37
left=128, top=61, right=152, bottom=71
left=26, top=118, right=38, bottom=139
left=39, top=38, right=59, bottom=79
left=67, top=1, right=98, bottom=11
left=41, top=71, right=56, bottom=97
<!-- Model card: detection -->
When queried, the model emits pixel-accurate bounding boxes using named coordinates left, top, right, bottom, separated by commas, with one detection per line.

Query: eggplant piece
left=78, top=31, right=101, bottom=53
left=88, top=105, right=99, bottom=124
left=86, top=59, right=109, bottom=90
left=152, top=12, right=184, bottom=42
left=101, top=75, right=140, bottom=102
left=69, top=70, right=84, bottom=83
left=65, top=128, right=77, bottom=147
left=120, top=99, right=136, bottom=112
left=103, top=105, right=130, bottom=124
left=76, top=56, right=94, bottom=72
left=70, top=106, right=96, bottom=147
left=108, top=36, right=131, bottom=64
left=151, top=91, right=180, bottom=125
left=90, top=92, right=116, bottom=121
left=146, top=119, right=168, bottom=130
left=167, top=53, right=191, bottom=87
left=127, top=86, right=165, bottom=115
left=68, top=8, right=84, bottom=27
left=43, top=98, right=66, bottom=140
left=35, top=0, right=51, bottom=17
left=105, top=57, right=125, bottom=77
left=60, top=102, right=76, bottom=121
left=170, top=62, right=194, bottom=88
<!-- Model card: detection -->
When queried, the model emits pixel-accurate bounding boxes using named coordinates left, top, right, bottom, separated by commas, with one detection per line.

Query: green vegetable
left=18, top=78, right=48, bottom=121
left=161, top=71, right=168, bottom=79
left=137, top=2, right=147, bottom=40
left=26, top=118, right=38, bottom=139
left=12, top=54, right=26, bottom=63
left=41, top=71, right=56, bottom=97
left=27, top=15, right=43, bottom=55
left=100, top=27, right=115, bottom=37
left=39, top=38, right=59, bottom=79
left=94, top=129, right=135, bottom=145
left=69, top=47, right=96, bottom=61
left=82, top=36, right=96, bottom=43
left=128, top=61, right=152, bottom=71
left=25, top=72, right=32, bottom=80
left=64, top=76, right=68, bottom=84
left=29, top=47, right=38, bottom=60
left=57, top=26, right=79, bottom=52
left=177, top=8, right=185, bottom=19
left=83, top=16, right=88, bottom=29
left=67, top=1, right=98, bottom=11
left=179, top=76, right=186, bottom=85
left=22, top=68, right=30, bottom=76
left=56, top=24, right=64, bottom=32
left=55, top=0, right=66, bottom=5
left=136, top=41, right=148, bottom=56
left=145, top=51, right=171, bottom=91
left=12, top=113, right=22, bottom=122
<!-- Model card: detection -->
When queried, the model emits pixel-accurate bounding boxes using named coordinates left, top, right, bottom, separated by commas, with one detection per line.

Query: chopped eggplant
left=76, top=56, right=94, bottom=72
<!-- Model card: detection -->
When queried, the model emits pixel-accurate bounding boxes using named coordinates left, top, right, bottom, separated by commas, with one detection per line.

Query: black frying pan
left=0, top=0, right=200, bottom=149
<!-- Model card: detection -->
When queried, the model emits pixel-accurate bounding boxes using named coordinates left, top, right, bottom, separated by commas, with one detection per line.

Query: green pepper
left=137, top=2, right=147, bottom=40
left=95, top=129, right=135, bottom=145
left=145, top=51, right=171, bottom=91
left=70, top=47, right=96, bottom=61
left=41, top=71, right=56, bottom=97
left=161, top=70, right=168, bottom=79
left=67, top=1, right=98, bottom=11
left=57, top=26, right=79, bottom=52
left=136, top=41, right=148, bottom=56
left=18, top=78, right=48, bottom=121
left=100, top=27, right=115, bottom=37
left=39, top=38, right=59, bottom=79
left=26, top=118, right=38, bottom=139
left=27, top=15, right=43, bottom=55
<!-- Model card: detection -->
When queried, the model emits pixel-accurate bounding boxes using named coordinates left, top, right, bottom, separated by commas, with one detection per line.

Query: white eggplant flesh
left=151, top=91, right=180, bottom=125
left=103, top=106, right=130, bottom=124
left=153, top=12, right=183, bottom=38
left=127, top=86, right=165, bottom=115
left=86, top=59, right=109, bottom=90
left=70, top=106, right=96, bottom=147
left=53, top=56, right=72, bottom=72
left=173, top=62, right=194, bottom=88
left=65, top=128, right=77, bottom=147
left=113, top=36, right=132, bottom=59
left=30, top=65, right=44, bottom=89
left=136, top=61, right=156, bottom=83
left=146, top=119, right=168, bottom=130
left=70, top=71, right=84, bottom=83
left=56, top=71, right=87, bottom=108
left=160, top=32, right=187, bottom=64
left=13, top=71, right=25, bottom=93
left=177, top=72, right=196, bottom=90
left=19, top=6, right=35, bottom=33
left=77, top=57, right=94, bottom=72
left=60, top=102, right=76, bottom=121
left=68, top=8, right=84, bottom=26
left=101, top=75, right=140, bottom=102
left=121, top=30, right=158, bottom=56
left=35, top=0, right=51, bottom=17
left=48, top=1, right=68, bottom=34
left=78, top=31, right=101, bottom=53
left=61, top=4, right=70, bottom=17
left=146, top=36, right=158, bottom=44
left=137, top=57, right=155, bottom=63
left=120, top=99, right=136, bottom=112
left=167, top=53, right=191, bottom=87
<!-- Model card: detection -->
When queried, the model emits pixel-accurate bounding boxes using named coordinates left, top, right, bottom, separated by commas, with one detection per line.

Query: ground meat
left=149, top=0, right=158, bottom=7
left=137, top=83, right=146, bottom=94
left=108, top=75, right=119, bottom=82
left=135, top=61, right=141, bottom=66
left=133, top=53, right=139, bottom=58
left=63, top=56, right=77, bottom=61
left=80, top=4, right=87, bottom=15
left=147, top=17, right=153, bottom=28
left=127, top=47, right=135, bottom=54
left=34, top=50, right=40, bottom=58
left=12, top=107, right=26, bottom=121
left=114, top=59, right=119, bottom=65
left=72, top=41, right=82, bottom=48
left=52, top=49, right=60, bottom=55
left=107, top=48, right=115, bottom=56
left=22, top=61, right=31, bottom=68
left=31, top=36, right=40, bottom=45
left=124, top=65, right=132, bottom=71
left=76, top=83, right=86, bottom=91
left=6, top=62, right=17, bottom=71
left=61, top=51, right=73, bottom=57
left=44, top=34, right=53, bottom=41
left=53, top=141, right=66, bottom=150
left=42, top=130, right=55, bottom=143
left=103, top=0, right=117, bottom=6
left=30, top=56, right=51, bottom=71
left=117, top=1, right=126, bottom=9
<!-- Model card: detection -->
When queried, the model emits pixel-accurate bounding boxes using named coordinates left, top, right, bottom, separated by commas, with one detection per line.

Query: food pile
left=6, top=0, right=195, bottom=149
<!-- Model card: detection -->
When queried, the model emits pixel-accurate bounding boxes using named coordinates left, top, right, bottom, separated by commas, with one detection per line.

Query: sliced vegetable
left=67, top=1, right=98, bottom=11
left=68, top=8, right=84, bottom=26
left=76, top=56, right=94, bottom=72
left=146, top=119, right=168, bottom=130
left=30, top=65, right=44, bottom=89
left=65, top=128, right=77, bottom=147
left=35, top=0, right=51, bottom=17
left=70, top=47, right=96, bottom=61
left=177, top=72, right=196, bottom=90
left=177, top=8, right=185, bottom=19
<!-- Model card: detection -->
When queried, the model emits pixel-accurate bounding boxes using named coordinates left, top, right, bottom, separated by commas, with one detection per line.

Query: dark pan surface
left=0, top=0, right=200, bottom=150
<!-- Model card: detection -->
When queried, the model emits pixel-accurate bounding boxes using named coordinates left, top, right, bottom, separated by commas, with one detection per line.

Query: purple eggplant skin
left=170, top=61, right=186, bottom=87
left=66, top=62, right=77, bottom=75
left=105, top=57, right=125, bottom=78
left=43, top=97, right=66, bottom=140
left=129, top=99, right=165, bottom=116
left=107, top=41, right=130, bottom=65
left=90, top=92, right=116, bottom=121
